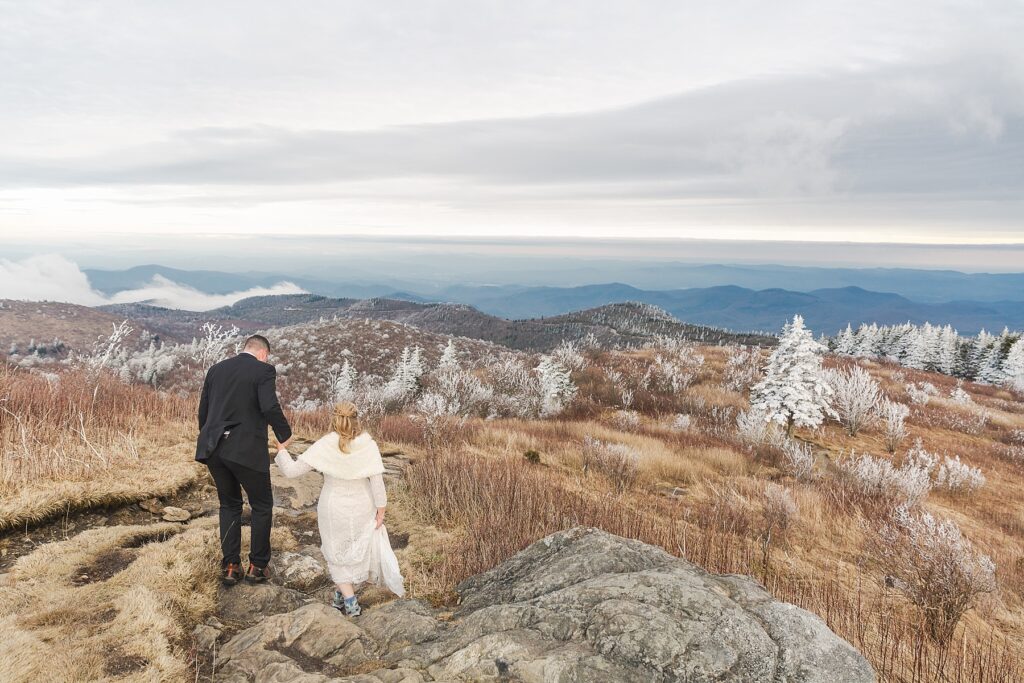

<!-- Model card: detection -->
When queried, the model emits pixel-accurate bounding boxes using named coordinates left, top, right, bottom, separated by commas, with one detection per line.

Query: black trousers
left=206, top=446, right=273, bottom=568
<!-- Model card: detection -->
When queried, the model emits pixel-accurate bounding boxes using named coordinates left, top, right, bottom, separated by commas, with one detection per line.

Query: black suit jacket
left=195, top=353, right=292, bottom=473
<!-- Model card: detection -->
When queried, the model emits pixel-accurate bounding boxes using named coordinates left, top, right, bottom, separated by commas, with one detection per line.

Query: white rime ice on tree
left=878, top=399, right=910, bottom=453
left=322, top=360, right=357, bottom=403
left=383, top=346, right=425, bottom=406
left=751, top=315, right=833, bottom=435
left=536, top=355, right=577, bottom=417
left=1005, top=338, right=1024, bottom=392
left=827, top=365, right=881, bottom=436
left=438, top=340, right=459, bottom=371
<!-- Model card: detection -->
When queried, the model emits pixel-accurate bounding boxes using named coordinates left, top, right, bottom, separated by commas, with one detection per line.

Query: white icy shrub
left=550, top=339, right=588, bottom=372
left=879, top=400, right=910, bottom=453
left=868, top=506, right=996, bottom=642
left=669, top=414, right=692, bottom=431
left=736, top=406, right=780, bottom=447
left=536, top=355, right=577, bottom=418
left=949, top=385, right=972, bottom=405
left=935, top=455, right=985, bottom=494
left=780, top=439, right=815, bottom=481
left=828, top=365, right=881, bottom=435
left=581, top=436, right=640, bottom=492
left=723, top=346, right=762, bottom=392
left=837, top=450, right=932, bottom=509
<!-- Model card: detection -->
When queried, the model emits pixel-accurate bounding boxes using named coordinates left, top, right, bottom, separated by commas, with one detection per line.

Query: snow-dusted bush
left=549, top=339, right=588, bottom=372
left=581, top=436, right=640, bottom=492
left=827, top=365, right=881, bottom=435
left=879, top=400, right=910, bottom=453
left=649, top=344, right=704, bottom=394
left=485, top=355, right=543, bottom=418
left=836, top=450, right=932, bottom=509
left=868, top=506, right=996, bottom=642
left=935, top=455, right=985, bottom=494
left=723, top=346, right=761, bottom=392
left=536, top=355, right=577, bottom=417
left=949, top=385, right=972, bottom=405
left=669, top=414, right=691, bottom=431
left=611, top=409, right=641, bottom=431
left=780, top=439, right=815, bottom=481
left=321, top=360, right=357, bottom=403
left=735, top=406, right=780, bottom=447
left=750, top=315, right=833, bottom=435
left=906, top=383, right=931, bottom=406
left=903, top=438, right=983, bottom=493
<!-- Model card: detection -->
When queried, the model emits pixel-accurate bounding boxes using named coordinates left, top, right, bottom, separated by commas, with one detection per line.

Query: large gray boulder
left=215, top=527, right=875, bottom=682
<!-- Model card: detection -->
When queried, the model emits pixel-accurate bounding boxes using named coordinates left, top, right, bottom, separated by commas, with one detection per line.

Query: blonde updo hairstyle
left=333, top=401, right=362, bottom=453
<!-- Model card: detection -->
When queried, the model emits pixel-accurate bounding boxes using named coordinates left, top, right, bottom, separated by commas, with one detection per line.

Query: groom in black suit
left=196, top=334, right=292, bottom=585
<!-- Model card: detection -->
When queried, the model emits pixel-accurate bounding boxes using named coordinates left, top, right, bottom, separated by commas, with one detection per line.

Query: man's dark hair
left=243, top=334, right=271, bottom=354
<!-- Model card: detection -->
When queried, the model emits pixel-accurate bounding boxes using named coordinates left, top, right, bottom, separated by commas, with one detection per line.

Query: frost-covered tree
left=1004, top=338, right=1024, bottom=393
left=975, top=344, right=1006, bottom=385
left=536, top=355, right=577, bottom=417
left=833, top=324, right=856, bottom=355
left=321, top=360, right=357, bottom=403
left=381, top=346, right=426, bottom=408
left=879, top=400, right=910, bottom=453
left=828, top=365, right=881, bottom=436
left=187, top=322, right=240, bottom=368
left=751, top=315, right=833, bottom=435
left=438, top=340, right=459, bottom=371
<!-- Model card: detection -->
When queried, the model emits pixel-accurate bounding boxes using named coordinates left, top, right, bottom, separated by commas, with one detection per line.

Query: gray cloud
left=2, top=57, right=1020, bottom=207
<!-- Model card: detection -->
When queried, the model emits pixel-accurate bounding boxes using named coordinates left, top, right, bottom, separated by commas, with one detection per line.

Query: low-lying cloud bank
left=0, top=254, right=304, bottom=311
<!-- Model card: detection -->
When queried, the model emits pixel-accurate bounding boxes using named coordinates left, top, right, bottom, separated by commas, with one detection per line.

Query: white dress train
left=275, top=433, right=404, bottom=595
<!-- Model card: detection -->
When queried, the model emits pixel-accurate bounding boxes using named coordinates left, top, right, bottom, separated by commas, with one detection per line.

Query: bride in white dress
left=274, top=401, right=404, bottom=616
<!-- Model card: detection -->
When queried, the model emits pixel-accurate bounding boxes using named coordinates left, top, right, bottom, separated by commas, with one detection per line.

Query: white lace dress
left=275, top=436, right=389, bottom=586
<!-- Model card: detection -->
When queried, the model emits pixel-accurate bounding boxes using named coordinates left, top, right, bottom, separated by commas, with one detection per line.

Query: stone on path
left=160, top=506, right=190, bottom=522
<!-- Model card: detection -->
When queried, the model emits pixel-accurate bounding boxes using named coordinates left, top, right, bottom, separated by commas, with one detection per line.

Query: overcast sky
left=1, top=0, right=1022, bottom=253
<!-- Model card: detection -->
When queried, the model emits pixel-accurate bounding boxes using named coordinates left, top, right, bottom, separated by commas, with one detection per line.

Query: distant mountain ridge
left=98, top=295, right=774, bottom=351
left=82, top=264, right=1024, bottom=335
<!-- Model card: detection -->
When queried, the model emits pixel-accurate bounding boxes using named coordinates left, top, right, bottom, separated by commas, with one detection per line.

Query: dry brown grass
left=0, top=366, right=202, bottom=530
left=0, top=521, right=219, bottom=682
left=398, top=350, right=1024, bottom=682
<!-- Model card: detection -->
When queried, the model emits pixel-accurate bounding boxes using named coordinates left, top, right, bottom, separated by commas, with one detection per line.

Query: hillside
left=0, top=299, right=175, bottom=359
left=100, top=294, right=774, bottom=352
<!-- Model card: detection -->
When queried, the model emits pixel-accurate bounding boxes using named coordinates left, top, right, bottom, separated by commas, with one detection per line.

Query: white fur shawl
left=297, top=431, right=385, bottom=480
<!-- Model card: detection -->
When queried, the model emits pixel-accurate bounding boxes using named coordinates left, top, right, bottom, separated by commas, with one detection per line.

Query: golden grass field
left=1, top=347, right=1022, bottom=682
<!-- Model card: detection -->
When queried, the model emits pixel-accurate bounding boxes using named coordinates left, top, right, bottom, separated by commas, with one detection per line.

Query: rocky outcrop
left=210, top=527, right=875, bottom=682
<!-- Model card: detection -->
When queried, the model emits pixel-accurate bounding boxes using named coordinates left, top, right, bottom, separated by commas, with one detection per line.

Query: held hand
left=276, top=437, right=293, bottom=452
left=374, top=508, right=385, bottom=529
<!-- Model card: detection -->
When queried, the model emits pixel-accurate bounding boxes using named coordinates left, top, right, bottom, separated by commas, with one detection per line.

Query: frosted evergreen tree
left=903, top=329, right=930, bottom=370
left=1004, top=338, right=1024, bottom=392
left=328, top=360, right=357, bottom=403
left=976, top=344, right=1006, bottom=385
left=438, top=340, right=459, bottom=371
left=834, top=324, right=856, bottom=355
left=937, top=326, right=959, bottom=376
left=751, top=315, right=834, bottom=435
left=854, top=323, right=880, bottom=357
